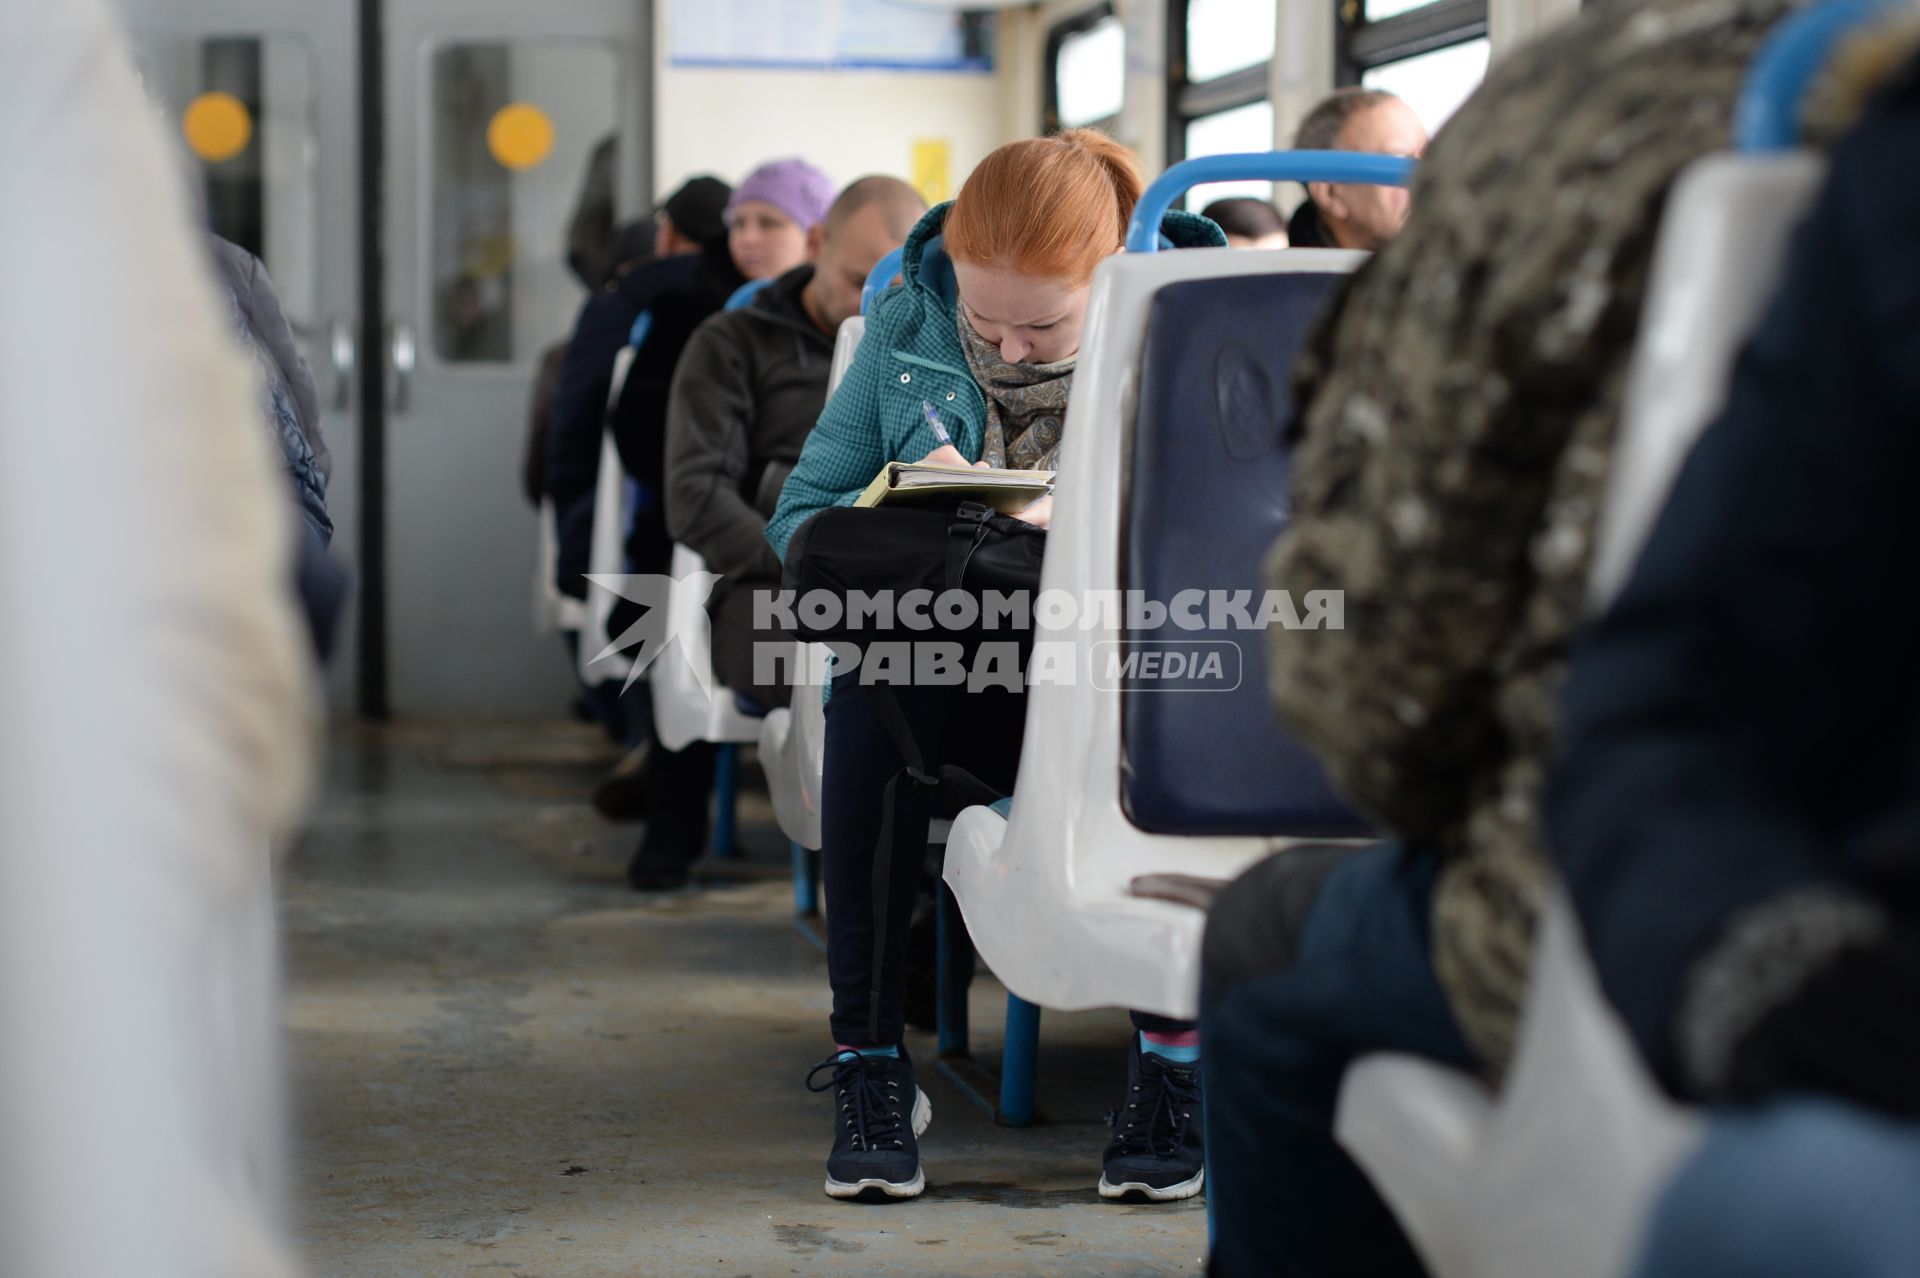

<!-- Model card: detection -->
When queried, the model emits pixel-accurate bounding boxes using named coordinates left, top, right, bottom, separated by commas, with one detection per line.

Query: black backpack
left=781, top=501, right=1045, bottom=1040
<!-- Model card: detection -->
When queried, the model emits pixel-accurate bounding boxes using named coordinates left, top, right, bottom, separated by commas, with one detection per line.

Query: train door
left=117, top=0, right=364, bottom=708
left=383, top=0, right=648, bottom=715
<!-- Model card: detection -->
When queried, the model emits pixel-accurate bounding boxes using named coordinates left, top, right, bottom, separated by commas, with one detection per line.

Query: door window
left=130, top=33, right=320, bottom=348
left=427, top=42, right=620, bottom=365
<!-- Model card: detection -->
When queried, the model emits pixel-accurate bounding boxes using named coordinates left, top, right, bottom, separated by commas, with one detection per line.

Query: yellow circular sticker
left=181, top=92, right=253, bottom=164
left=486, top=103, right=555, bottom=171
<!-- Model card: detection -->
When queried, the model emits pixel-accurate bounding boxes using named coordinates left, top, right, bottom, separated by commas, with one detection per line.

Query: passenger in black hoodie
left=547, top=175, right=735, bottom=603
left=665, top=176, right=926, bottom=714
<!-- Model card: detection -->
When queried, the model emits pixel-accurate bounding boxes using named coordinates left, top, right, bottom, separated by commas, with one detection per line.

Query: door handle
left=329, top=316, right=356, bottom=411
left=391, top=321, right=417, bottom=415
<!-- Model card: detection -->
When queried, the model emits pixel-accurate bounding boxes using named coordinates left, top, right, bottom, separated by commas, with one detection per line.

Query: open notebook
left=853, top=461, right=1054, bottom=514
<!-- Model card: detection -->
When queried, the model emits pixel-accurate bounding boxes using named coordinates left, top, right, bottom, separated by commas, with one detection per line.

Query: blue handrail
left=724, top=277, right=772, bottom=312
left=1735, top=0, right=1898, bottom=151
left=1125, top=151, right=1416, bottom=253
left=861, top=247, right=905, bottom=314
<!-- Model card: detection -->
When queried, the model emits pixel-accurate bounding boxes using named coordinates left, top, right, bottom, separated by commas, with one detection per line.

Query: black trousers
left=819, top=672, right=1195, bottom=1047
left=820, top=674, right=1024, bottom=1046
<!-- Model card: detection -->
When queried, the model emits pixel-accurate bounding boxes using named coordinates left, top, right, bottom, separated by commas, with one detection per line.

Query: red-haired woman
left=769, top=131, right=1225, bottom=1203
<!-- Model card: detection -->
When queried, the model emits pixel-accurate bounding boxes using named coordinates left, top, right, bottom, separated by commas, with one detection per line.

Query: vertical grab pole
left=998, top=995, right=1042, bottom=1126
left=710, top=743, right=738, bottom=858
left=791, top=840, right=818, bottom=916
left=936, top=881, right=971, bottom=1058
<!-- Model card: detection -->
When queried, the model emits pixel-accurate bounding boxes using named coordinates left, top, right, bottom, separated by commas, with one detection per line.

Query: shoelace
left=1107, top=1058, right=1201, bottom=1158
left=807, top=1052, right=910, bottom=1152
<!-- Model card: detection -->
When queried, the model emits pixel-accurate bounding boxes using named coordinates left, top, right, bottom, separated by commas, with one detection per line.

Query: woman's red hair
left=944, top=129, right=1145, bottom=286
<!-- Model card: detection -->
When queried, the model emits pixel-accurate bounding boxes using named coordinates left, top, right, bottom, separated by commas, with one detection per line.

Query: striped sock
left=1139, top=1029, right=1200, bottom=1064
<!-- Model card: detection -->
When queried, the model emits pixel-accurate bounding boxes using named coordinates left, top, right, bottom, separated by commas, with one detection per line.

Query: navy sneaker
left=806, top=1047, right=933, bottom=1200
left=1099, top=1037, right=1204, bottom=1202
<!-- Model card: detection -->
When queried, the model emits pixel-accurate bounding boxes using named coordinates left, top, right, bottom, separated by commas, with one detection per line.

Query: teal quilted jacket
left=765, top=201, right=1225, bottom=560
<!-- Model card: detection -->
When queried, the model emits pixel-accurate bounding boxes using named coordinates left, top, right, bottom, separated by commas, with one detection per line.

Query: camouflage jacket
left=1264, top=0, right=1795, bottom=1071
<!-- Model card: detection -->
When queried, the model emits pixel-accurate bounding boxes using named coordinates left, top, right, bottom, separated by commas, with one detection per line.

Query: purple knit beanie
left=724, top=158, right=837, bottom=232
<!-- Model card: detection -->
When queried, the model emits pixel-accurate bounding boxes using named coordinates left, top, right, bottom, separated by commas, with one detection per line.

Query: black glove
left=1721, top=925, right=1920, bottom=1117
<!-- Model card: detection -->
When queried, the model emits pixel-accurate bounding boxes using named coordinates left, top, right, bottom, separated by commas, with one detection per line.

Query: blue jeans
left=1633, top=1100, right=1920, bottom=1277
left=1201, top=841, right=1476, bottom=1277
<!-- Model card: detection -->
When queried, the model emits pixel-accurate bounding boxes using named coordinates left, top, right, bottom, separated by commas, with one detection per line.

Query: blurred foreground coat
left=1550, top=47, right=1920, bottom=1112
left=0, top=1, right=316, bottom=1274
left=1263, top=0, right=1796, bottom=1071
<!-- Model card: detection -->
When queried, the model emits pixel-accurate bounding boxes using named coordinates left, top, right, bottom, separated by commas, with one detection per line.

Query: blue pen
left=921, top=399, right=955, bottom=450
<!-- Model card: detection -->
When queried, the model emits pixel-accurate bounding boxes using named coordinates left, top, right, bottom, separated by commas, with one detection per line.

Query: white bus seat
left=1587, top=152, right=1825, bottom=607
left=648, top=543, right=763, bottom=752
left=761, top=641, right=830, bottom=852
left=762, top=314, right=866, bottom=854
left=829, top=314, right=865, bottom=389
left=1337, top=895, right=1702, bottom=1278
left=942, top=246, right=1373, bottom=1020
left=1331, top=151, right=1826, bottom=1278
left=576, top=344, right=639, bottom=685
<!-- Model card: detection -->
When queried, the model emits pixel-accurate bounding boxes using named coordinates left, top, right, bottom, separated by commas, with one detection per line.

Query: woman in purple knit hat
left=724, top=157, right=838, bottom=280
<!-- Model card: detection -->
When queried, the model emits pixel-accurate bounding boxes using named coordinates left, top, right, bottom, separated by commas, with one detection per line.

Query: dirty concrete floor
left=286, top=720, right=1207, bottom=1277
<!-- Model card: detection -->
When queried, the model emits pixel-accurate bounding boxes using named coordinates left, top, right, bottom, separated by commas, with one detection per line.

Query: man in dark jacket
left=1284, top=87, right=1426, bottom=249
left=550, top=159, right=833, bottom=890
left=1549, top=46, right=1920, bottom=1278
left=665, top=176, right=926, bottom=711
left=546, top=175, right=733, bottom=602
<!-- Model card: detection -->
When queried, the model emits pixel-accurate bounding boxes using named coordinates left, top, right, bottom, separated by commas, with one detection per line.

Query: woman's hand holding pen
left=916, top=444, right=990, bottom=468
left=918, top=400, right=989, bottom=469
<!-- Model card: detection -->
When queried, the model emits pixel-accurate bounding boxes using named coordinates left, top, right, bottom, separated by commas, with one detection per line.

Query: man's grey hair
left=1293, top=87, right=1401, bottom=152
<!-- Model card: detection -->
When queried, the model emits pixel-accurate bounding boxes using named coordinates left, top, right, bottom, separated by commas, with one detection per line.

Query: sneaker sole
left=823, top=1088, right=933, bottom=1202
left=1097, top=1167, right=1204, bottom=1202
left=823, top=1168, right=926, bottom=1201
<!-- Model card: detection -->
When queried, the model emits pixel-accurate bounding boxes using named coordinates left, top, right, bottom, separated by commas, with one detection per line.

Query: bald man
left=1288, top=87, right=1428, bottom=250
left=631, top=176, right=926, bottom=890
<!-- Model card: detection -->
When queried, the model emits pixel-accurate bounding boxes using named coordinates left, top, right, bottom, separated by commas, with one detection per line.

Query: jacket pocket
left=884, top=362, right=979, bottom=458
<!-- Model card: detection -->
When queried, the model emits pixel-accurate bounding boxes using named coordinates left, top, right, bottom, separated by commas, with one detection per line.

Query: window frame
left=1164, top=0, right=1273, bottom=170
left=1334, top=0, right=1488, bottom=85
left=1045, top=2, right=1123, bottom=135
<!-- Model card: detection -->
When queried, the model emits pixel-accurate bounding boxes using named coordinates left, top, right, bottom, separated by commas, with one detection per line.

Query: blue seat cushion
left=1120, top=272, right=1373, bottom=837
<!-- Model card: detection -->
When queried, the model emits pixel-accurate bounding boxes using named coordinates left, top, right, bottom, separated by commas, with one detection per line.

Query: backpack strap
left=861, top=678, right=1008, bottom=1044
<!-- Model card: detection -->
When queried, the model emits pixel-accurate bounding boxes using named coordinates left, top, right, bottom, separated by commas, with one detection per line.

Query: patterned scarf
left=955, top=308, right=1074, bottom=470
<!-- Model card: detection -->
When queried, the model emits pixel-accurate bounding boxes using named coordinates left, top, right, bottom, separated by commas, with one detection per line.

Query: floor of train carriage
left=288, top=719, right=1207, bottom=1277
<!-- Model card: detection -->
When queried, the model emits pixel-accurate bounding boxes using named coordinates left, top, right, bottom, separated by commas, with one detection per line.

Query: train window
left=1166, top=0, right=1273, bottom=179
left=1337, top=0, right=1488, bottom=124
left=128, top=33, right=320, bottom=356
left=1184, top=99, right=1278, bottom=205
left=1051, top=9, right=1126, bottom=130
left=1185, top=0, right=1278, bottom=83
left=1364, top=0, right=1444, bottom=18
left=1361, top=36, right=1490, bottom=134
left=428, top=42, right=618, bottom=365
